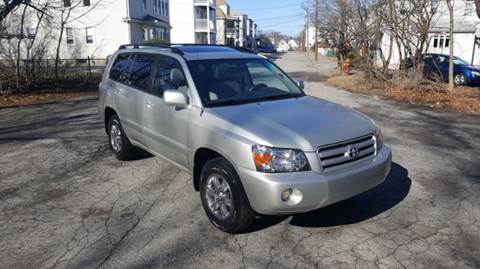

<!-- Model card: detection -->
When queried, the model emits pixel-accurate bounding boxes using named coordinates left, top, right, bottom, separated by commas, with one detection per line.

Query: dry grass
left=0, top=91, right=98, bottom=108
left=327, top=71, right=480, bottom=114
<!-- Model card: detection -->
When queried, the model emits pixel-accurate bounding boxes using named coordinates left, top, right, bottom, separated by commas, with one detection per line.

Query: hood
left=466, top=65, right=480, bottom=72
left=207, top=96, right=375, bottom=152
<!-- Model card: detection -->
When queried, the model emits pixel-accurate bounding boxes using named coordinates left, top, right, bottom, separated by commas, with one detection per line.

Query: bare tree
left=52, top=0, right=105, bottom=80
left=475, top=0, right=480, bottom=18
left=0, top=0, right=23, bottom=23
left=446, top=0, right=454, bottom=90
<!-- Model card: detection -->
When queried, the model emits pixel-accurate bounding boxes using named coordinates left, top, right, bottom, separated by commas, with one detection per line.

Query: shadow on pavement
left=247, top=162, right=411, bottom=232
left=288, top=71, right=329, bottom=82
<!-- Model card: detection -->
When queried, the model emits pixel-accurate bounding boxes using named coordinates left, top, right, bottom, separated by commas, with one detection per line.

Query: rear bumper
left=237, top=145, right=392, bottom=215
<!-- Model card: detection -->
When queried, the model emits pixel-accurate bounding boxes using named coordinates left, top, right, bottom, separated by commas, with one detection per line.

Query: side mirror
left=295, top=80, right=305, bottom=90
left=164, top=90, right=188, bottom=108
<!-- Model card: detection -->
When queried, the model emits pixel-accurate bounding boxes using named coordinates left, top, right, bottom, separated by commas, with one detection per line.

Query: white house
left=170, top=0, right=217, bottom=44
left=216, top=0, right=240, bottom=46
left=379, top=0, right=480, bottom=68
left=304, top=24, right=317, bottom=49
left=429, top=0, right=480, bottom=65
left=0, top=0, right=171, bottom=59
left=230, top=10, right=256, bottom=48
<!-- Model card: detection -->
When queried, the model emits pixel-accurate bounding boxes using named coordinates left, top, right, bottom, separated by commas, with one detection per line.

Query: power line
left=259, top=16, right=305, bottom=27
left=254, top=13, right=304, bottom=22
left=235, top=3, right=301, bottom=12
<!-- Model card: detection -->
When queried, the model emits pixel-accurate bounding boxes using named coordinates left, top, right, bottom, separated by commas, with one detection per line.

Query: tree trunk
left=446, top=0, right=454, bottom=90
left=0, top=0, right=24, bottom=23
left=15, top=5, right=27, bottom=88
left=314, top=0, right=319, bottom=62
left=475, top=0, right=480, bottom=18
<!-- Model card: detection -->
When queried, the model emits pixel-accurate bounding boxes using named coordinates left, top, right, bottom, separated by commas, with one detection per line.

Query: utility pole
left=314, top=0, right=319, bottom=62
left=305, top=8, right=310, bottom=58
left=446, top=0, right=454, bottom=90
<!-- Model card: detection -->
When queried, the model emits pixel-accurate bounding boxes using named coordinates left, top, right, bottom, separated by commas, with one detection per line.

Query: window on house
left=83, top=0, right=91, bottom=6
left=64, top=0, right=71, bottom=7
left=154, top=0, right=158, bottom=13
left=143, top=0, right=147, bottom=10
left=444, top=36, right=450, bottom=48
left=439, top=37, right=444, bottom=48
left=166, top=2, right=169, bottom=16
left=66, top=28, right=74, bottom=44
left=161, top=2, right=165, bottom=15
left=158, top=0, right=162, bottom=14
left=86, top=27, right=94, bottom=44
left=433, top=36, right=438, bottom=48
left=465, top=0, right=474, bottom=15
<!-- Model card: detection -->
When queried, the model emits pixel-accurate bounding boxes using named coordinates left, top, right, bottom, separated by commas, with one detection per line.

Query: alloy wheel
left=109, top=123, right=123, bottom=153
left=454, top=74, right=465, bottom=85
left=205, top=174, right=234, bottom=220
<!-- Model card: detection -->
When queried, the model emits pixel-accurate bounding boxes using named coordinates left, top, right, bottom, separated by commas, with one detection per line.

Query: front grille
left=317, top=135, right=375, bottom=171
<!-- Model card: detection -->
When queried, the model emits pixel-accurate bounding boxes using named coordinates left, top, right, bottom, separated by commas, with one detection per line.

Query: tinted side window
left=109, top=53, right=132, bottom=83
left=129, top=54, right=154, bottom=90
left=153, top=56, right=188, bottom=97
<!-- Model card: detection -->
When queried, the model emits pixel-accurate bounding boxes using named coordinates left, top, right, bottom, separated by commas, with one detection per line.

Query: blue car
left=419, top=53, right=480, bottom=87
left=257, top=46, right=277, bottom=54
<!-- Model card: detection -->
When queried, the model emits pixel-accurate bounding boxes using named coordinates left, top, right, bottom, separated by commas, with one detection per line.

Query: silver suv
left=99, top=44, right=392, bottom=233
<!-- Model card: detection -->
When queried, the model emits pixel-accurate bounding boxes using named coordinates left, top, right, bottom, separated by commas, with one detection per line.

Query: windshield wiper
left=252, top=93, right=304, bottom=102
left=207, top=98, right=255, bottom=107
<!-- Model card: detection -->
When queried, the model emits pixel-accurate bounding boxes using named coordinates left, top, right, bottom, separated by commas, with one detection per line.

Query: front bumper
left=237, top=145, right=392, bottom=215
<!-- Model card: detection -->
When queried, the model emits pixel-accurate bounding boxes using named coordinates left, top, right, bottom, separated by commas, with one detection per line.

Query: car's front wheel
left=200, top=157, right=255, bottom=234
left=107, top=114, right=138, bottom=160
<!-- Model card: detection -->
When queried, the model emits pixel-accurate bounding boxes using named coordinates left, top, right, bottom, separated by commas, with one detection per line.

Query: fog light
left=281, top=188, right=293, bottom=202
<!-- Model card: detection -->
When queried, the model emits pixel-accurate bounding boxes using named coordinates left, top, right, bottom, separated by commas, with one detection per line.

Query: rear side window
left=129, top=54, right=154, bottom=90
left=109, top=53, right=132, bottom=83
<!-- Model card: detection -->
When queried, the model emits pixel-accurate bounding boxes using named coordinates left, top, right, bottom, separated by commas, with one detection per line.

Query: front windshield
left=453, top=57, right=469, bottom=65
left=188, top=58, right=304, bottom=107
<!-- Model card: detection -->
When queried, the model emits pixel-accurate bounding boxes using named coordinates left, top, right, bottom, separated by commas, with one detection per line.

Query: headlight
left=471, top=71, right=480, bottom=77
left=252, top=145, right=310, bottom=173
left=374, top=127, right=384, bottom=154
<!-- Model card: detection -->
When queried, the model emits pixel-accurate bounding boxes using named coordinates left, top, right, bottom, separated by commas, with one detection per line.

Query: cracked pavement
left=0, top=52, right=479, bottom=269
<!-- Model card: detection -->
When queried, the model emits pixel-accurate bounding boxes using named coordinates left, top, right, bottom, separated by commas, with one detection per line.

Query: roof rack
left=118, top=44, right=185, bottom=55
left=118, top=43, right=256, bottom=55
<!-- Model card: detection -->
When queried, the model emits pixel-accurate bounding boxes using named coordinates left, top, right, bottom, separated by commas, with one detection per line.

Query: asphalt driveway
left=0, top=52, right=479, bottom=269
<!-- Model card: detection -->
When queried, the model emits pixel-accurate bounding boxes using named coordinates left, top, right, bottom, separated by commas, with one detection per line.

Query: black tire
left=200, top=157, right=255, bottom=234
left=454, top=73, right=467, bottom=86
left=107, top=114, right=138, bottom=161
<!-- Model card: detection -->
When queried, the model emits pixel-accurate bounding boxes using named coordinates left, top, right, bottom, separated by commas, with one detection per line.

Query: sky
left=226, top=0, right=305, bottom=37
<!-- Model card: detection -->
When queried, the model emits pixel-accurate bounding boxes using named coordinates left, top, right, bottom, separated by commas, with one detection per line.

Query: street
left=1, top=51, right=479, bottom=269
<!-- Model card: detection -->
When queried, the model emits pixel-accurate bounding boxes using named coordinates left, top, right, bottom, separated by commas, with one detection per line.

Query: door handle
left=146, top=99, right=153, bottom=108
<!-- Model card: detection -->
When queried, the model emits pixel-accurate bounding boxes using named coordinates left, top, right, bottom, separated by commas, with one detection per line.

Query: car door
left=432, top=55, right=449, bottom=82
left=112, top=53, right=153, bottom=143
left=142, top=54, right=191, bottom=169
left=423, top=55, right=434, bottom=77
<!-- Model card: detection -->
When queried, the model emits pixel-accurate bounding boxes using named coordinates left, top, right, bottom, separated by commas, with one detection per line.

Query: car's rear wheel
left=107, top=114, right=137, bottom=160
left=454, top=73, right=467, bottom=86
left=200, top=157, right=255, bottom=234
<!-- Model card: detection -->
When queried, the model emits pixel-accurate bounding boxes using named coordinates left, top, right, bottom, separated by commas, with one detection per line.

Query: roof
left=117, top=44, right=263, bottom=61
left=430, top=21, right=477, bottom=33
left=129, top=15, right=171, bottom=28
left=216, top=8, right=227, bottom=18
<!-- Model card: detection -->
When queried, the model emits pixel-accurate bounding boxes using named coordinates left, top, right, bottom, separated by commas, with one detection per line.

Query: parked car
left=234, top=46, right=257, bottom=55
left=257, top=46, right=277, bottom=54
left=407, top=53, right=480, bottom=86
left=99, top=44, right=392, bottom=233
